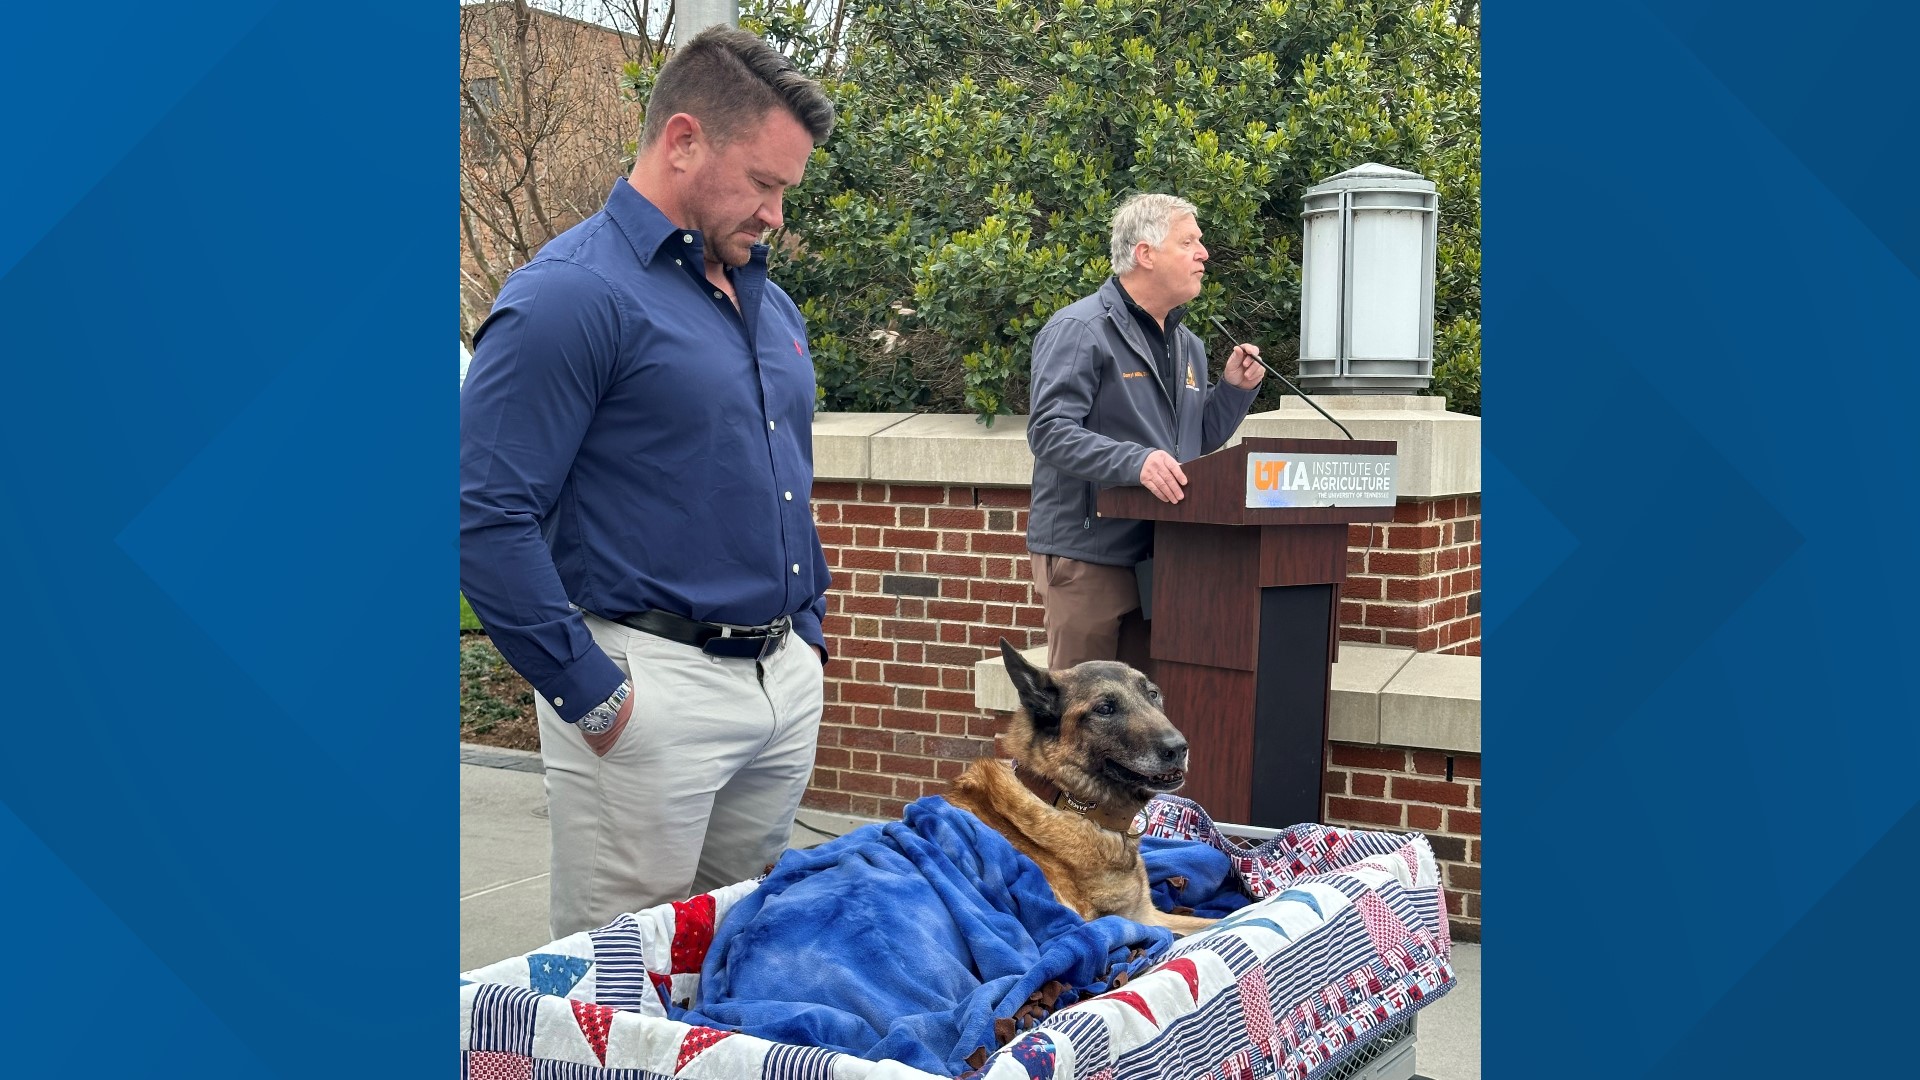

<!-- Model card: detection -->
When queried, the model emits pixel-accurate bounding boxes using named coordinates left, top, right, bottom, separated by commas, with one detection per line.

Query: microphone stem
left=1207, top=314, right=1354, bottom=441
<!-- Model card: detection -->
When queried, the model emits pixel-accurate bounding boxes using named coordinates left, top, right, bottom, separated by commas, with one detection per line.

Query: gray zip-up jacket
left=1026, top=278, right=1260, bottom=566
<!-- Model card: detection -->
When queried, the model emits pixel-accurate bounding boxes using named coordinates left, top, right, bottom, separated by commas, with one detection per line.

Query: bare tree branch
left=459, top=0, right=663, bottom=340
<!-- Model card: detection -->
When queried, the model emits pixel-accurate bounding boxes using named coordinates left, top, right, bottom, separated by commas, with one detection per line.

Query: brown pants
left=1030, top=553, right=1153, bottom=673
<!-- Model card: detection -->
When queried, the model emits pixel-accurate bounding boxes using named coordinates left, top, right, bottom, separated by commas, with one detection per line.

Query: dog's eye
left=1093, top=699, right=1117, bottom=716
left=1146, top=686, right=1162, bottom=704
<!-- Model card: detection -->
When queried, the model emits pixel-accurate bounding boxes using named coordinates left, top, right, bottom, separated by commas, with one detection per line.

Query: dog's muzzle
left=1106, top=759, right=1187, bottom=791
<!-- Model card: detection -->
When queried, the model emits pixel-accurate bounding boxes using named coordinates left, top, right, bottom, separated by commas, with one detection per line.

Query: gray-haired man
left=1024, top=194, right=1267, bottom=669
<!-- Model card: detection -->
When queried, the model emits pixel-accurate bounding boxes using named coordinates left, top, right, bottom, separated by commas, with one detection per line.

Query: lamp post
left=1297, top=163, right=1439, bottom=395
left=673, top=0, right=738, bottom=43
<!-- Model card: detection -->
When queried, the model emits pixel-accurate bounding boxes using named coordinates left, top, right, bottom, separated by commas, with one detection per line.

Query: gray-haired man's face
left=1143, top=213, right=1208, bottom=305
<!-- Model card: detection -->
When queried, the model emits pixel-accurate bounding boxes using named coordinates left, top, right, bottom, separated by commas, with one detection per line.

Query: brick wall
left=1324, top=744, right=1482, bottom=942
left=805, top=481, right=1043, bottom=821
left=1339, top=495, right=1481, bottom=656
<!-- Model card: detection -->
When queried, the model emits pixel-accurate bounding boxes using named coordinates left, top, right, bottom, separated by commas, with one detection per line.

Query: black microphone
left=1208, top=314, right=1354, bottom=441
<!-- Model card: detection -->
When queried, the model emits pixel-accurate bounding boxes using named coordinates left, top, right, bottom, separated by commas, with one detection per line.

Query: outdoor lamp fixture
left=673, top=0, right=740, bottom=42
left=1298, top=163, right=1439, bottom=394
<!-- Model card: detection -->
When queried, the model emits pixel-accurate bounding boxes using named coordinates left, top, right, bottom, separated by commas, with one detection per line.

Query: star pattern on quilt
left=1395, top=842, right=1421, bottom=880
left=676, top=1025, right=733, bottom=1072
left=570, top=999, right=615, bottom=1065
left=526, top=952, right=592, bottom=997
left=670, top=893, right=717, bottom=974
left=1355, top=893, right=1411, bottom=955
left=1236, top=966, right=1276, bottom=1060
left=465, top=1049, right=534, bottom=1080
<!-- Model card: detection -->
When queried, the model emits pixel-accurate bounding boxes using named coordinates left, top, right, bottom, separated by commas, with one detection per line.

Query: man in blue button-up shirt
left=461, top=27, right=837, bottom=936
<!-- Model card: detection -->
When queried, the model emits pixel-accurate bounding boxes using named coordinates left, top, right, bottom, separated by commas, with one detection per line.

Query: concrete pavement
left=460, top=748, right=1478, bottom=1079
left=459, top=749, right=553, bottom=971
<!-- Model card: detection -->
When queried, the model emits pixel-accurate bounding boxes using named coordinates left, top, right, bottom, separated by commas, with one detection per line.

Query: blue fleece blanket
left=1142, top=834, right=1254, bottom=918
left=677, top=796, right=1246, bottom=1075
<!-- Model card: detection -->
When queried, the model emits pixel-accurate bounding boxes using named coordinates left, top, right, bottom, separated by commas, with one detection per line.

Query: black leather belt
left=612, top=608, right=791, bottom=660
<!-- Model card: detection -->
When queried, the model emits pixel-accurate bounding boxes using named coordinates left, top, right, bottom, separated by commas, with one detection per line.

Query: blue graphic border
left=1, top=5, right=448, bottom=1074
left=1489, top=4, right=1920, bottom=1078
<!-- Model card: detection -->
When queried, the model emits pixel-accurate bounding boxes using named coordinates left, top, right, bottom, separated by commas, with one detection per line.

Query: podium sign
left=1247, top=452, right=1397, bottom=508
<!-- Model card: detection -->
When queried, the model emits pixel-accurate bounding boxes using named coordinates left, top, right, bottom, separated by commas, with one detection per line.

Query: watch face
left=578, top=711, right=614, bottom=735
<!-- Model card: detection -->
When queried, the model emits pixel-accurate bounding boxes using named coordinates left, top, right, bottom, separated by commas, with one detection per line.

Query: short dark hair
left=639, top=26, right=835, bottom=150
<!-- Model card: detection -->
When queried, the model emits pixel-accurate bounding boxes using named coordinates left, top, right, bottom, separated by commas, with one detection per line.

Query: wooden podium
left=1097, top=437, right=1398, bottom=828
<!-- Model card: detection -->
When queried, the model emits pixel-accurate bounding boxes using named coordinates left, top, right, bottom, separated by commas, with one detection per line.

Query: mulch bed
left=460, top=632, right=541, bottom=751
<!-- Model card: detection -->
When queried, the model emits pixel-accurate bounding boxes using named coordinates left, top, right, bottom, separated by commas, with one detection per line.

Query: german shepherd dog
left=945, top=640, right=1216, bottom=936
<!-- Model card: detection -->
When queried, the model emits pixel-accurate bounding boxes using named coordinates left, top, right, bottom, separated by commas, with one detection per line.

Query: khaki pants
left=1030, top=553, right=1153, bottom=673
left=535, top=613, right=824, bottom=938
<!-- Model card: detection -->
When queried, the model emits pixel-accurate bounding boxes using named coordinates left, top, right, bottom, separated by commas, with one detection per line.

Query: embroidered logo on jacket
left=1186, top=362, right=1200, bottom=390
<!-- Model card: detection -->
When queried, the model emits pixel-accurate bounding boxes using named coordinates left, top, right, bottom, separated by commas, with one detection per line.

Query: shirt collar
left=603, top=179, right=682, bottom=267
left=602, top=179, right=774, bottom=274
left=1112, top=278, right=1187, bottom=336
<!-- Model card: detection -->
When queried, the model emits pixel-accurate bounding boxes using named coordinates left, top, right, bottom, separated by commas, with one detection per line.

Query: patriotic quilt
left=460, top=795, right=1454, bottom=1080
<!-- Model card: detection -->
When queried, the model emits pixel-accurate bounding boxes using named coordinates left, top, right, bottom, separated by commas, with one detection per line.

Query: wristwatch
left=576, top=680, right=631, bottom=735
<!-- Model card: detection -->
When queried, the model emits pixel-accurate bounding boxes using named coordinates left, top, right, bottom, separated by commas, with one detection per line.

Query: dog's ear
left=1000, top=637, right=1061, bottom=730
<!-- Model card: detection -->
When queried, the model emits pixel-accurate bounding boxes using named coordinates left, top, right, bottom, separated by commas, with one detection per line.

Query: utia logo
left=1251, top=458, right=1312, bottom=492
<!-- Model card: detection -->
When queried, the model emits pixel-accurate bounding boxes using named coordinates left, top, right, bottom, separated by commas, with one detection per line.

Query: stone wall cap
left=1380, top=652, right=1481, bottom=754
left=814, top=412, right=918, bottom=480
left=974, top=640, right=1479, bottom=755
left=815, top=412, right=917, bottom=437
left=869, top=413, right=1030, bottom=440
left=1382, top=651, right=1481, bottom=700
left=1330, top=644, right=1413, bottom=745
left=973, top=645, right=1046, bottom=714
left=867, top=412, right=1033, bottom=486
left=1333, top=643, right=1417, bottom=693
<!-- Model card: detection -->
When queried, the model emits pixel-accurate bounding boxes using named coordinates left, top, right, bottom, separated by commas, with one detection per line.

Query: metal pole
left=673, top=0, right=739, bottom=44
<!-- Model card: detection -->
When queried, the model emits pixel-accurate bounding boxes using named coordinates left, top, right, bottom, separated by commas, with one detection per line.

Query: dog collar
left=1010, top=760, right=1145, bottom=839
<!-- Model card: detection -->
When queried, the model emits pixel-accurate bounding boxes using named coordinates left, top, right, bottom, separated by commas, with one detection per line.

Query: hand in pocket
left=582, top=692, right=634, bottom=757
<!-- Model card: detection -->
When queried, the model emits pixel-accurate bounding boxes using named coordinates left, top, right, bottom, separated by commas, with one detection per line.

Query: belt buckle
left=756, top=619, right=789, bottom=661
left=699, top=619, right=787, bottom=661
left=700, top=630, right=760, bottom=660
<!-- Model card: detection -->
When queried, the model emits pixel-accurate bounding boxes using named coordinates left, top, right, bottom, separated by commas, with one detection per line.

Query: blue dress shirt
left=460, top=181, right=830, bottom=723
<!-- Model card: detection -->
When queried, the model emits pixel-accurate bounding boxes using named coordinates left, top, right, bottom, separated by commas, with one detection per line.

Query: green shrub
left=460, top=636, right=534, bottom=736
left=460, top=593, right=483, bottom=632
left=633, top=1, right=1480, bottom=419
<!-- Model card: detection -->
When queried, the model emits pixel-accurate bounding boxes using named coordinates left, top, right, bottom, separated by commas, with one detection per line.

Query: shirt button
left=792, top=564, right=800, bottom=574
left=768, top=420, right=776, bottom=431
left=683, top=234, right=693, bottom=244
left=674, top=258, right=682, bottom=266
left=784, top=491, right=793, bottom=500
left=714, top=290, right=724, bottom=299
left=553, top=697, right=564, bottom=708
